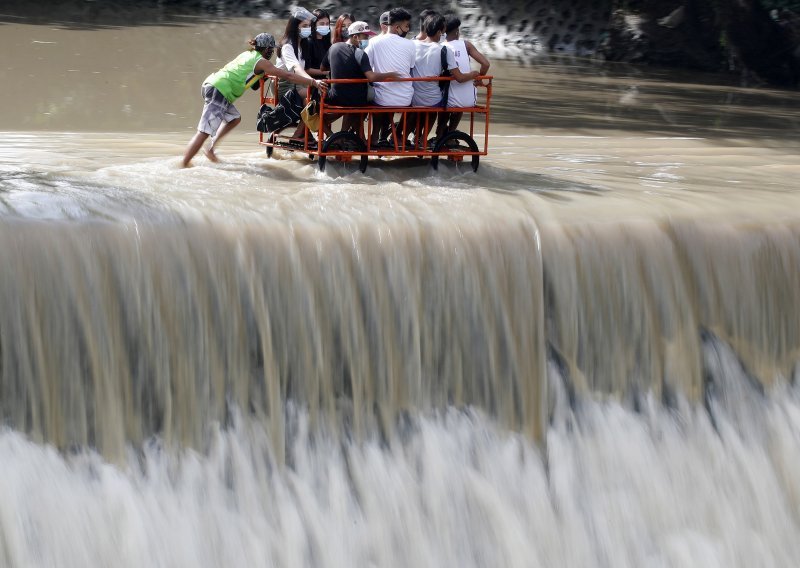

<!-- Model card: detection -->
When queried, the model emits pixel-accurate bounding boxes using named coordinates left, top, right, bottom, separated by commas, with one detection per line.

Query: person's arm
left=365, top=70, right=400, bottom=82
left=466, top=40, right=490, bottom=82
left=282, top=43, right=317, bottom=83
left=444, top=46, right=478, bottom=83
left=305, top=64, right=329, bottom=78
left=319, top=51, right=330, bottom=74
left=255, top=59, right=327, bottom=91
left=359, top=51, right=399, bottom=83
left=449, top=66, right=479, bottom=84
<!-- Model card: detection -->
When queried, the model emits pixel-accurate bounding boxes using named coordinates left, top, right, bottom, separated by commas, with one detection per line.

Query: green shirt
left=204, top=50, right=262, bottom=103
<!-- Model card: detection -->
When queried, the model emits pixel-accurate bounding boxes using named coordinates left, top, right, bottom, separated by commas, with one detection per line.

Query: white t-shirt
left=364, top=34, right=416, bottom=107
left=444, top=39, right=477, bottom=108
left=276, top=42, right=305, bottom=73
left=411, top=40, right=457, bottom=107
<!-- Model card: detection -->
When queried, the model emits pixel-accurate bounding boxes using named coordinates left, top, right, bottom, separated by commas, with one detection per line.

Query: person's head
left=333, top=13, right=353, bottom=43
left=280, top=6, right=316, bottom=54
left=312, top=8, right=331, bottom=40
left=379, top=11, right=390, bottom=34
left=347, top=21, right=377, bottom=49
left=423, top=14, right=445, bottom=42
left=388, top=8, right=412, bottom=37
left=418, top=9, right=437, bottom=34
left=250, top=32, right=277, bottom=59
left=445, top=14, right=461, bottom=39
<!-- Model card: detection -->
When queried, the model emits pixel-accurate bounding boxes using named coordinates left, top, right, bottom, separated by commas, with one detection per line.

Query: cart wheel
left=432, top=130, right=480, bottom=172
left=320, top=131, right=368, bottom=173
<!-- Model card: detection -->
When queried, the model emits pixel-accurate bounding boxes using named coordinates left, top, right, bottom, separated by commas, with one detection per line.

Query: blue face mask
left=300, top=28, right=312, bottom=39
left=359, top=39, right=369, bottom=49
left=316, top=26, right=331, bottom=36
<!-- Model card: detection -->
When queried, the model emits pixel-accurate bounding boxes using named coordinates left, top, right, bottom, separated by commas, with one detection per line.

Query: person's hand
left=314, top=79, right=328, bottom=93
left=387, top=72, right=401, bottom=80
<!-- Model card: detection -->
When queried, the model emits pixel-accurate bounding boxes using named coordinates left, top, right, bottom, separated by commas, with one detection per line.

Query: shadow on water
left=319, top=158, right=607, bottom=204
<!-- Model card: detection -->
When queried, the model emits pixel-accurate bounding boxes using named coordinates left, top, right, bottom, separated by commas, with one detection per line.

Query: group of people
left=183, top=6, right=490, bottom=167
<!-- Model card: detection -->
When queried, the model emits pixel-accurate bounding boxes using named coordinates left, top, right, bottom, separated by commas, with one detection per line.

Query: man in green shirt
left=182, top=32, right=327, bottom=167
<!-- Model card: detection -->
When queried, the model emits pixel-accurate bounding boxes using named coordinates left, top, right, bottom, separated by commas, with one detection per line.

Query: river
left=1, top=13, right=800, bottom=568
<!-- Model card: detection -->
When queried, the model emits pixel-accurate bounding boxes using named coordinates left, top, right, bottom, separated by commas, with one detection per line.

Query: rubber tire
left=319, top=131, right=368, bottom=173
left=431, top=130, right=480, bottom=172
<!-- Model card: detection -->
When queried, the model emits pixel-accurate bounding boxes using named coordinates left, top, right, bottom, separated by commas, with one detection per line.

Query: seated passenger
left=378, top=11, right=390, bottom=35
left=412, top=14, right=477, bottom=109
left=275, top=7, right=319, bottom=143
left=364, top=8, right=416, bottom=145
left=332, top=13, right=353, bottom=44
left=415, top=9, right=438, bottom=41
left=411, top=14, right=479, bottom=144
left=304, top=9, right=332, bottom=79
left=320, top=21, right=400, bottom=135
left=440, top=14, right=490, bottom=137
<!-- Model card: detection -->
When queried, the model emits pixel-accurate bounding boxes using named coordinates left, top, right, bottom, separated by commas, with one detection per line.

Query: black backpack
left=256, top=87, right=304, bottom=133
left=439, top=46, right=451, bottom=107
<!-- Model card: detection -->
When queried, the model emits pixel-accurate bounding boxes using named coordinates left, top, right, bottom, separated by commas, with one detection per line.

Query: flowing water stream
left=1, top=13, right=800, bottom=567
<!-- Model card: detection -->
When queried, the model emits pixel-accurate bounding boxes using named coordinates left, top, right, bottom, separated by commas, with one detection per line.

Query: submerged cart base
left=257, top=76, right=493, bottom=174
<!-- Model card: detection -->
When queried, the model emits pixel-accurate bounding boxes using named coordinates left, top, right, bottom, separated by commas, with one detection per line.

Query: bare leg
left=205, top=116, right=241, bottom=162
left=289, top=123, right=306, bottom=142
left=182, top=131, right=210, bottom=168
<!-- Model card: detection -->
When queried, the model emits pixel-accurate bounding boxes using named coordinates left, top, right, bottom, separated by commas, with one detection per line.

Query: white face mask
left=316, top=25, right=331, bottom=36
left=300, top=28, right=312, bottom=39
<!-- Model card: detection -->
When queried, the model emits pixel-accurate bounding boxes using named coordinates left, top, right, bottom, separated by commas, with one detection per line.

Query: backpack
left=256, top=87, right=303, bottom=133
left=354, top=48, right=376, bottom=103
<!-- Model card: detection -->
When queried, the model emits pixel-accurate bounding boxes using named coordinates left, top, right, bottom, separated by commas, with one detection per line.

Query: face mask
left=300, top=28, right=312, bottom=39
left=316, top=26, right=330, bottom=36
left=398, top=27, right=409, bottom=38
left=359, top=39, right=369, bottom=49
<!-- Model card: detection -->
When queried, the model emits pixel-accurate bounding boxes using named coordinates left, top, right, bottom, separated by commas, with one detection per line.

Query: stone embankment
left=7, top=0, right=799, bottom=86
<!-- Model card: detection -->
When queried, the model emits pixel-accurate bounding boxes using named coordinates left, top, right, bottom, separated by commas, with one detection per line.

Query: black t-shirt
left=303, top=37, right=330, bottom=72
left=321, top=43, right=372, bottom=106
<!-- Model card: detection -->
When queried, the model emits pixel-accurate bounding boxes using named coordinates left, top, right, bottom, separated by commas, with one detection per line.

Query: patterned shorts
left=197, top=84, right=240, bottom=135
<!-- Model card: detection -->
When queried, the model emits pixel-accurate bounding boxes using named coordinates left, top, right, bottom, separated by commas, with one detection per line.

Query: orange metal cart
left=257, top=75, right=493, bottom=173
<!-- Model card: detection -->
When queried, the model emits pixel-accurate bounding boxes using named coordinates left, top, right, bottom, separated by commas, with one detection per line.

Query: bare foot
left=203, top=147, right=219, bottom=163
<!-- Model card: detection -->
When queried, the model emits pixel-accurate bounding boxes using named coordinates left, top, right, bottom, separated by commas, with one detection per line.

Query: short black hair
left=388, top=7, right=412, bottom=26
left=445, top=14, right=461, bottom=34
left=423, top=14, right=445, bottom=38
left=419, top=9, right=438, bottom=29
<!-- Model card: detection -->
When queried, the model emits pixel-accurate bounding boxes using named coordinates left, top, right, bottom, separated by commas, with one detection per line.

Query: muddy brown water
left=1, top=15, right=800, bottom=568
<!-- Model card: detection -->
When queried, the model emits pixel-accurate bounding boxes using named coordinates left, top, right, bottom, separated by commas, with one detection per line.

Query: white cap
left=348, top=21, right=377, bottom=37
